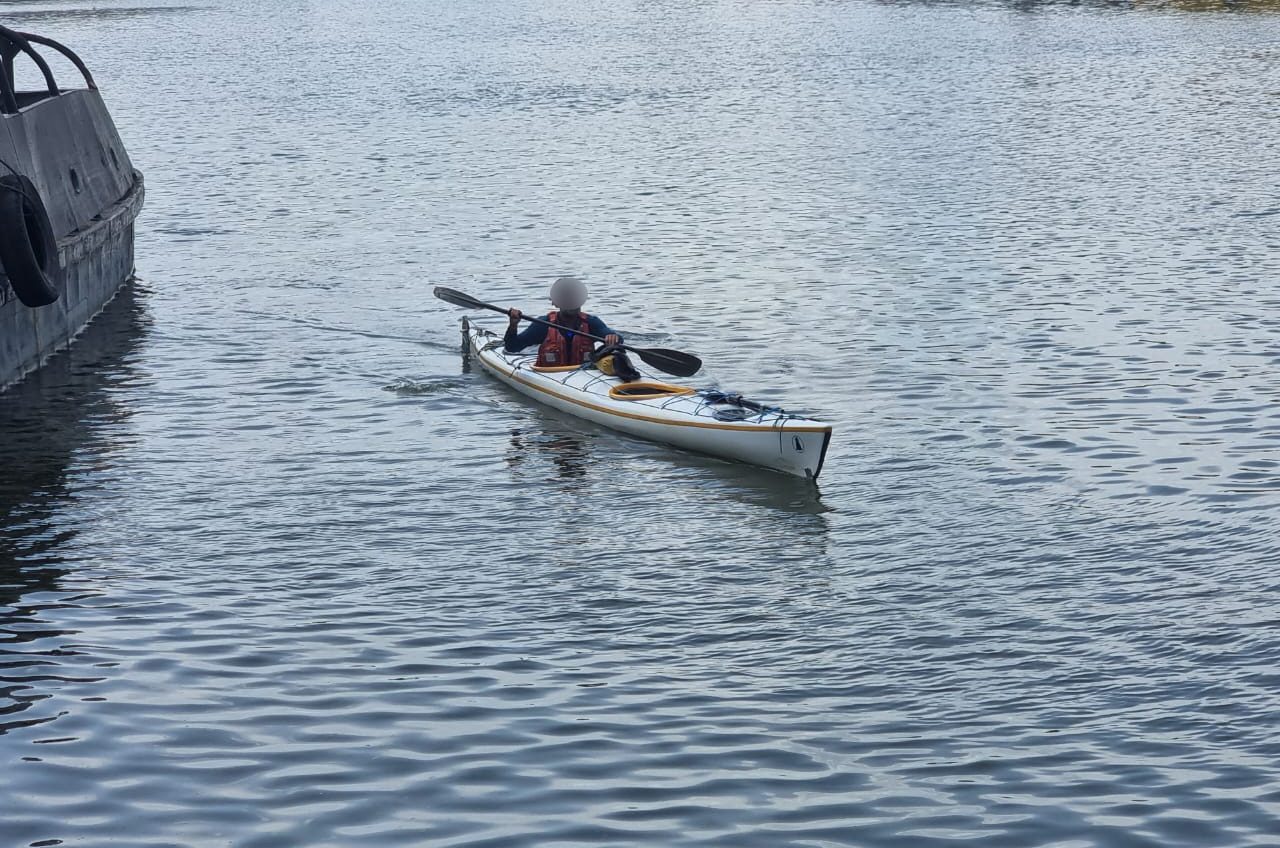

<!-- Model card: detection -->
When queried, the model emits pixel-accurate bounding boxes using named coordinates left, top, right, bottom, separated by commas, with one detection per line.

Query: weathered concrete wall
left=1, top=88, right=143, bottom=392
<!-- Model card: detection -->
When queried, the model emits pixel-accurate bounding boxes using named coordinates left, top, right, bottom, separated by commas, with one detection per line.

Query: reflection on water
left=4, top=2, right=1280, bottom=845
left=1, top=283, right=148, bottom=590
left=0, top=5, right=204, bottom=24
left=0, top=283, right=148, bottom=732
left=499, top=397, right=832, bottom=523
left=508, top=427, right=591, bottom=481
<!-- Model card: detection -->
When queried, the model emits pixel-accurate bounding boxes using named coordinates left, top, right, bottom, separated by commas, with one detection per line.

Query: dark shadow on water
left=675, top=454, right=832, bottom=516
left=0, top=282, right=150, bottom=608
left=0, top=5, right=206, bottom=24
left=0, top=282, right=147, bottom=735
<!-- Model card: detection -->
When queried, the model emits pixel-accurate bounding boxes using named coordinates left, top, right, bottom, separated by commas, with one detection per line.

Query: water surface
left=3, top=0, right=1280, bottom=845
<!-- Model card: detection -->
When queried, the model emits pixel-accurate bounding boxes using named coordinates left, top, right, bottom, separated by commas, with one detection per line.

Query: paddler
left=505, top=277, right=639, bottom=379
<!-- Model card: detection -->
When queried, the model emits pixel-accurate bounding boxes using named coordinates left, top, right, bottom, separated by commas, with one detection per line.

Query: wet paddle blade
left=433, top=287, right=500, bottom=313
left=634, top=347, right=702, bottom=378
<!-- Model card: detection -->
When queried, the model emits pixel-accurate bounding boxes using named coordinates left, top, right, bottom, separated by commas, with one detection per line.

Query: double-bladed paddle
left=434, top=286, right=702, bottom=378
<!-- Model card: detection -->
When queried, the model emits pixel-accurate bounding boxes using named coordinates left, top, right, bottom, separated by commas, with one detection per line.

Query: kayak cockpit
left=608, top=382, right=695, bottom=400
left=461, top=320, right=832, bottom=479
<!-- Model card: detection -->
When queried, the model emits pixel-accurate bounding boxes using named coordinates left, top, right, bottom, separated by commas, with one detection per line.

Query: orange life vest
left=536, top=310, right=596, bottom=367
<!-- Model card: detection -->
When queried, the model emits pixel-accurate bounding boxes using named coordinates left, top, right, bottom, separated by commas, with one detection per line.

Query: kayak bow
left=463, top=320, right=832, bottom=479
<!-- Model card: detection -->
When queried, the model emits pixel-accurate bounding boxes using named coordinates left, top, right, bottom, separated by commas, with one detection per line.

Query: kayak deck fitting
left=463, top=319, right=832, bottom=479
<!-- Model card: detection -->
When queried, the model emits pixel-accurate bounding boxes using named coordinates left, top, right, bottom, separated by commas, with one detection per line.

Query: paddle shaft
left=518, top=310, right=618, bottom=347
left=434, top=286, right=702, bottom=377
left=462, top=296, right=623, bottom=347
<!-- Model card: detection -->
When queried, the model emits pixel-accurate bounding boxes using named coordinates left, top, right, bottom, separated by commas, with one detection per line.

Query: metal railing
left=0, top=25, right=97, bottom=115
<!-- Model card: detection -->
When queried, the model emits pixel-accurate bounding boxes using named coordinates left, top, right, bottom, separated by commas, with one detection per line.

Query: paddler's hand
left=604, top=334, right=620, bottom=346
left=508, top=308, right=522, bottom=325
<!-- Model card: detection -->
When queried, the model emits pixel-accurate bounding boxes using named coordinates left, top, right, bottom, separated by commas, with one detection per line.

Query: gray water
left=4, top=1, right=1280, bottom=845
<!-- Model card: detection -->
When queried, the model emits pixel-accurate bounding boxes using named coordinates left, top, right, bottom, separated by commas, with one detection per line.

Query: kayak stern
left=462, top=321, right=832, bottom=480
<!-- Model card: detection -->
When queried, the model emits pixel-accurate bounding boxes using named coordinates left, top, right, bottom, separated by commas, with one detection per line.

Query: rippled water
left=4, top=0, right=1280, bottom=845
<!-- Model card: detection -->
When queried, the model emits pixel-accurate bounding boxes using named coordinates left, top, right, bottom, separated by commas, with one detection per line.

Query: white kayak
left=463, top=319, right=832, bottom=479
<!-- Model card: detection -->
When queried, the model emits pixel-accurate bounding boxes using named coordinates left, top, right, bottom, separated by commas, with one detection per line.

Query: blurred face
left=550, top=278, right=587, bottom=311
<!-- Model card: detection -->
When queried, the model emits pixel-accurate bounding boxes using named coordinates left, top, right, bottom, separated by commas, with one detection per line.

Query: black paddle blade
left=433, top=287, right=497, bottom=313
left=633, top=347, right=702, bottom=378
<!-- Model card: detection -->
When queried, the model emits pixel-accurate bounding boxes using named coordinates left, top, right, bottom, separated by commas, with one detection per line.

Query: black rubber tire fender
left=0, top=173, right=61, bottom=308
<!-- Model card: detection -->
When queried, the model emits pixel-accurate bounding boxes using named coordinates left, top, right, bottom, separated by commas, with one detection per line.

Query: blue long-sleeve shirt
left=504, top=313, right=621, bottom=353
